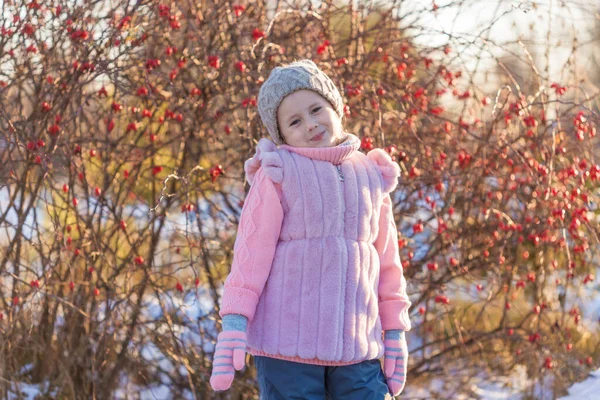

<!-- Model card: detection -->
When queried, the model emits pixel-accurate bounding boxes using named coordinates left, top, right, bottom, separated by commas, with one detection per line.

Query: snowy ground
left=8, top=368, right=600, bottom=399
left=558, top=368, right=600, bottom=400
left=5, top=278, right=599, bottom=399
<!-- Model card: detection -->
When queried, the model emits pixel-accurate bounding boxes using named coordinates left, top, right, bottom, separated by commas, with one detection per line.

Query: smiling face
left=277, top=90, right=345, bottom=148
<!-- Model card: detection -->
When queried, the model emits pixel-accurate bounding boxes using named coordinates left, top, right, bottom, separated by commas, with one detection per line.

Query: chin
left=315, top=139, right=335, bottom=148
left=324, top=134, right=343, bottom=147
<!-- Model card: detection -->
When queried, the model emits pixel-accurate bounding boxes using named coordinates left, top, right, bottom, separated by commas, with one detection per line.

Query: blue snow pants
left=254, top=356, right=392, bottom=400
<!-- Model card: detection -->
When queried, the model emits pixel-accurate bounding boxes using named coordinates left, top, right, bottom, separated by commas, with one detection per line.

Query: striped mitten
left=209, top=314, right=248, bottom=391
left=383, top=330, right=408, bottom=397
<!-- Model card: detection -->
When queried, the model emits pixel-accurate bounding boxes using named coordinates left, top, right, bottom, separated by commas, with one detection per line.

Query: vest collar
left=280, top=134, right=360, bottom=165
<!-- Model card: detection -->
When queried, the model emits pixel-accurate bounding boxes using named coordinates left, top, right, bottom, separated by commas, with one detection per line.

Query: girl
left=210, top=59, right=411, bottom=399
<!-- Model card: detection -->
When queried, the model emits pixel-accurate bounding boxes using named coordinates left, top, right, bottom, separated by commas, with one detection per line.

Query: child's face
left=277, top=90, right=344, bottom=148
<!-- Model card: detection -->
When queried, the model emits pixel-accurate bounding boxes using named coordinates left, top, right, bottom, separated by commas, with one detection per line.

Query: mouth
left=310, top=131, right=325, bottom=142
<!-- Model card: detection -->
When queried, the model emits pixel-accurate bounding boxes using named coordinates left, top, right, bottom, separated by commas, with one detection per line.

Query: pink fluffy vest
left=222, top=134, right=407, bottom=365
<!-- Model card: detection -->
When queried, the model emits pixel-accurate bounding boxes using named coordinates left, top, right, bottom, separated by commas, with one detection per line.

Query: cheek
left=323, top=111, right=336, bottom=125
left=330, top=114, right=342, bottom=132
left=282, top=128, right=300, bottom=143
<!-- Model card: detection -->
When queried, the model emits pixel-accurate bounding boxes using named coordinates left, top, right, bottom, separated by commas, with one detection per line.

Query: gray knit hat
left=257, top=59, right=344, bottom=144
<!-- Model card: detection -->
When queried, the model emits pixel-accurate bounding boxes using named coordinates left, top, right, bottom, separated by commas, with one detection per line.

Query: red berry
left=48, top=124, right=60, bottom=135
left=336, top=58, right=349, bottom=67
left=360, top=137, right=374, bottom=151
left=252, top=28, right=265, bottom=41
left=413, top=222, right=424, bottom=234
left=152, top=166, right=163, bottom=176
left=126, top=122, right=137, bottom=132
left=208, top=55, right=220, bottom=69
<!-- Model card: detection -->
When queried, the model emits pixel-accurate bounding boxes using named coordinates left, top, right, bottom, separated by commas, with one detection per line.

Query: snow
left=6, top=384, right=42, bottom=400
left=403, top=364, right=555, bottom=400
left=558, top=369, right=600, bottom=400
left=5, top=287, right=599, bottom=399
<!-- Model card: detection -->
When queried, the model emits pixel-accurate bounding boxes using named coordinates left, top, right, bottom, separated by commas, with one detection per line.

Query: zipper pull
left=336, top=165, right=344, bottom=182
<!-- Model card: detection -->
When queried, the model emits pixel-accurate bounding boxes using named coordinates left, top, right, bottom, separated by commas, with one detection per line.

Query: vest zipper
left=336, top=165, right=344, bottom=182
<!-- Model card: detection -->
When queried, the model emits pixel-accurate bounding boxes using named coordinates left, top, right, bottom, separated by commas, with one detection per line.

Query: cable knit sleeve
left=219, top=143, right=284, bottom=321
left=367, top=149, right=410, bottom=329
left=375, top=195, right=412, bottom=331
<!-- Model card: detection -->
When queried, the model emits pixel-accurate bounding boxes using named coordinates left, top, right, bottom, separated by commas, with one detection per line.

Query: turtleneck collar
left=279, top=134, right=360, bottom=165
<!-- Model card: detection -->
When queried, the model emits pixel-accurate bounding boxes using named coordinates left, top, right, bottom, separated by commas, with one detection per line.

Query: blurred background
left=0, top=0, right=599, bottom=398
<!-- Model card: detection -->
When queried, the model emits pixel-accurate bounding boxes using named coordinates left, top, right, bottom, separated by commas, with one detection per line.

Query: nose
left=307, top=119, right=318, bottom=132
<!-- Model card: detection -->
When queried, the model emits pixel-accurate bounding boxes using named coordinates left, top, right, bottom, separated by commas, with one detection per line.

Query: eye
left=312, top=107, right=321, bottom=113
left=290, top=119, right=300, bottom=126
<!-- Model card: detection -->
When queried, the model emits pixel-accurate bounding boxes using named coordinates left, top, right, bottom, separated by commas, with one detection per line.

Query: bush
left=0, top=0, right=598, bottom=398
